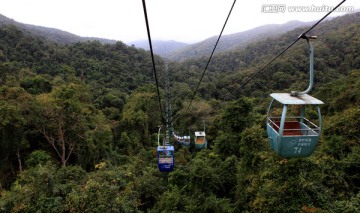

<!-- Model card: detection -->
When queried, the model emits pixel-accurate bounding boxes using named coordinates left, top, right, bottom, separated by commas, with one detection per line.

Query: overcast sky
left=0, top=0, right=359, bottom=44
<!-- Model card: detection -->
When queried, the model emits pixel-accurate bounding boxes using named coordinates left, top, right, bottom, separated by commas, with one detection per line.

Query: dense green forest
left=0, top=12, right=359, bottom=212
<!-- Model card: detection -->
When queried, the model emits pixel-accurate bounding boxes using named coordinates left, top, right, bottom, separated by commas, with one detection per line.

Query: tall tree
left=35, top=83, right=105, bottom=167
left=0, top=86, right=33, bottom=172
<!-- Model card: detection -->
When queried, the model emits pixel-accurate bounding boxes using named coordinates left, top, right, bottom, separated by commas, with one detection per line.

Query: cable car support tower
left=165, top=63, right=172, bottom=146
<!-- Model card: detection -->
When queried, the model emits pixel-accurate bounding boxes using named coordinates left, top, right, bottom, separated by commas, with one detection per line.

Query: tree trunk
left=16, top=148, right=23, bottom=172
left=59, top=126, right=67, bottom=167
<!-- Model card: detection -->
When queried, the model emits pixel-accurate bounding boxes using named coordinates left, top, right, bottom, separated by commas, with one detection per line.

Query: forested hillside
left=0, top=12, right=359, bottom=212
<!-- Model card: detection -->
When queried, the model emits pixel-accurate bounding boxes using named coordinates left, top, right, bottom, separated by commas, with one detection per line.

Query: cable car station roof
left=270, top=93, right=324, bottom=105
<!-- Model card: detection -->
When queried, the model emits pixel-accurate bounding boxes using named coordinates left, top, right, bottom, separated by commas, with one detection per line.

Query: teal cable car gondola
left=266, top=34, right=324, bottom=158
left=266, top=93, right=323, bottom=157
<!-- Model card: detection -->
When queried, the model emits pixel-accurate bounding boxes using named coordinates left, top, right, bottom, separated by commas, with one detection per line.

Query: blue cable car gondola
left=157, top=145, right=174, bottom=172
left=266, top=34, right=324, bottom=158
left=157, top=126, right=174, bottom=172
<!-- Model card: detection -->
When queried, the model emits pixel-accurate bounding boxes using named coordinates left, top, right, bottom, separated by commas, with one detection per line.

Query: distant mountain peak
left=128, top=40, right=189, bottom=56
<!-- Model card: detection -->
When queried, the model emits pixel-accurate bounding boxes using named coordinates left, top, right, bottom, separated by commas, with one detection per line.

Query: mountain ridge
left=164, top=20, right=316, bottom=61
left=0, top=14, right=117, bottom=44
left=126, top=20, right=316, bottom=61
left=0, top=13, right=317, bottom=61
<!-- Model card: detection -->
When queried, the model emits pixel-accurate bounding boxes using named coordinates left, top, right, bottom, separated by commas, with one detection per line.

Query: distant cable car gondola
left=182, top=136, right=191, bottom=146
left=266, top=34, right=323, bottom=158
left=194, top=131, right=207, bottom=149
left=157, top=126, right=174, bottom=172
left=173, top=132, right=191, bottom=146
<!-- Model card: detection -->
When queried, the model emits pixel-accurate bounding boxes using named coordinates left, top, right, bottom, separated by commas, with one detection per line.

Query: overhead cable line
left=231, top=0, right=347, bottom=97
left=185, top=0, right=237, bottom=112
left=142, top=0, right=165, bottom=124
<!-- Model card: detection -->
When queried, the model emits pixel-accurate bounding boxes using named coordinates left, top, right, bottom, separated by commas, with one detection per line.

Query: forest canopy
left=0, top=12, right=359, bottom=212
